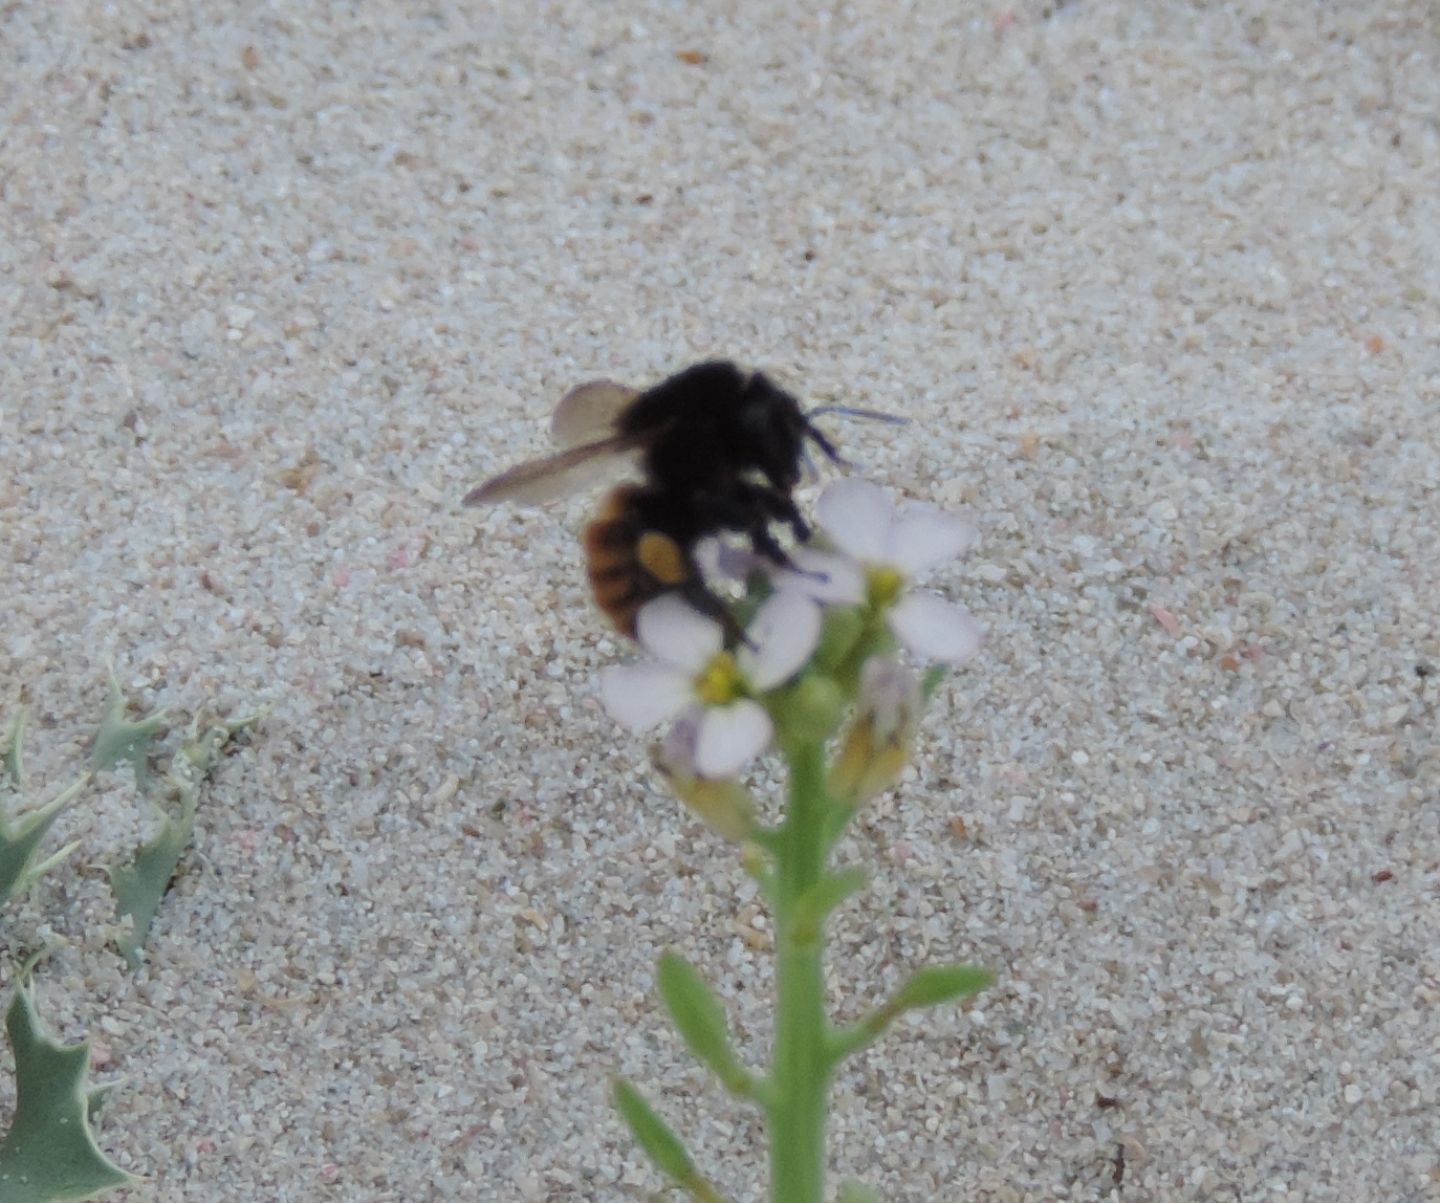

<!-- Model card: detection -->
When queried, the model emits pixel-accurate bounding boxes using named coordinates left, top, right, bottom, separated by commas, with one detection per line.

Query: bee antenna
left=802, top=405, right=904, bottom=470
left=806, top=405, right=907, bottom=426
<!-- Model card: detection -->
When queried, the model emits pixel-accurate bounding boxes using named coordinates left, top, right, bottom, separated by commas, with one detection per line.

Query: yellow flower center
left=694, top=651, right=744, bottom=706
left=866, top=564, right=904, bottom=609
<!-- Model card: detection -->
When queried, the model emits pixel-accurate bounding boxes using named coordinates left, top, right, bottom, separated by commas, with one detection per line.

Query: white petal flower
left=777, top=545, right=865, bottom=605
left=598, top=663, right=696, bottom=730
left=889, top=508, right=978, bottom=575
left=637, top=594, right=722, bottom=671
left=798, top=478, right=985, bottom=666
left=696, top=699, right=772, bottom=777
left=599, top=590, right=823, bottom=776
left=816, top=478, right=892, bottom=560
left=739, top=588, right=823, bottom=689
left=888, top=594, right=983, bottom=664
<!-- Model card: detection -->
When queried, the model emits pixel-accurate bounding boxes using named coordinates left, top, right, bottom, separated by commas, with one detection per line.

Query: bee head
left=739, top=373, right=839, bottom=490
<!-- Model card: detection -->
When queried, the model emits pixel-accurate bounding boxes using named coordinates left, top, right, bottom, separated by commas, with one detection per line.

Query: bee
left=464, top=360, right=894, bottom=638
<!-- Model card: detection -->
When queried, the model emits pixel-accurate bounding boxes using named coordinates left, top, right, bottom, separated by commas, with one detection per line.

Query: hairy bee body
left=465, top=360, right=879, bottom=640
left=584, top=483, right=742, bottom=638
left=582, top=485, right=688, bottom=637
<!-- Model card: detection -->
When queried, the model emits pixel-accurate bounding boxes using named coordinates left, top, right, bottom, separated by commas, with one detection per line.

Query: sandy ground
left=3, top=2, right=1438, bottom=1200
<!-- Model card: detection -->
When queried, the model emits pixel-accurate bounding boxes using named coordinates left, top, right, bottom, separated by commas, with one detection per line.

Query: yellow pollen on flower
left=694, top=651, right=743, bottom=705
left=867, top=564, right=904, bottom=609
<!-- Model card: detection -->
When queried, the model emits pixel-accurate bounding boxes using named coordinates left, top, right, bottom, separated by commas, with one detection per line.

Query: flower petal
left=889, top=508, right=978, bottom=576
left=599, top=664, right=694, bottom=729
left=739, top=589, right=822, bottom=690
left=636, top=594, right=723, bottom=671
left=775, top=546, right=865, bottom=605
left=693, top=537, right=759, bottom=583
left=816, top=478, right=893, bottom=561
left=695, top=700, right=773, bottom=777
left=887, top=593, right=985, bottom=665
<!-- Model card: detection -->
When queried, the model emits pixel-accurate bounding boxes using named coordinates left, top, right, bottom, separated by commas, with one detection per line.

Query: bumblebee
left=464, top=360, right=887, bottom=637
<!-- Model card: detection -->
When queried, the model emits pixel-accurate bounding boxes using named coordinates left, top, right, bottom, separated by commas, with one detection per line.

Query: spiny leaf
left=91, top=677, right=167, bottom=787
left=172, top=709, right=264, bottom=786
left=3, top=707, right=27, bottom=789
left=1, top=777, right=89, bottom=911
left=0, top=981, right=136, bottom=1202
left=836, top=1181, right=882, bottom=1203
left=656, top=954, right=751, bottom=1096
left=109, top=708, right=262, bottom=966
left=890, top=964, right=993, bottom=1011
left=109, top=790, right=196, bottom=968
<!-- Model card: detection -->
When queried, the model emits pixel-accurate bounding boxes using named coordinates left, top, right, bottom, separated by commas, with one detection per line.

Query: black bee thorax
left=468, top=359, right=864, bottom=641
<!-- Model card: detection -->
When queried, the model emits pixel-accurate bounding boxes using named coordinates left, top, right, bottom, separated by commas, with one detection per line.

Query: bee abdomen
left=582, top=487, right=697, bottom=638
left=582, top=493, right=649, bottom=637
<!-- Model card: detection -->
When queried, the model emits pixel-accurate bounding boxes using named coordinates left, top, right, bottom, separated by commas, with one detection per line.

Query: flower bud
left=770, top=673, right=846, bottom=744
left=813, top=604, right=865, bottom=671
left=827, top=657, right=920, bottom=805
left=654, top=721, right=757, bottom=842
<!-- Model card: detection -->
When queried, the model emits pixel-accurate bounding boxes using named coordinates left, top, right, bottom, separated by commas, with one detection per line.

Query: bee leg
left=768, top=493, right=811, bottom=543
left=747, top=526, right=830, bottom=592
left=678, top=580, right=752, bottom=648
left=748, top=524, right=796, bottom=568
left=727, top=481, right=812, bottom=544
left=773, top=497, right=811, bottom=542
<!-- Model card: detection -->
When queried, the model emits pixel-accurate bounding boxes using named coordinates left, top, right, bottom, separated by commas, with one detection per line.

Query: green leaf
left=0, top=981, right=136, bottom=1201
left=108, top=708, right=262, bottom=966
left=890, top=963, right=994, bottom=1011
left=1, top=777, right=89, bottom=911
left=109, top=791, right=196, bottom=968
left=919, top=664, right=946, bottom=702
left=3, top=708, right=27, bottom=789
left=828, top=963, right=995, bottom=1065
left=657, top=954, right=752, bottom=1096
left=836, top=1181, right=882, bottom=1203
left=172, top=709, right=264, bottom=786
left=91, top=677, right=167, bottom=787
left=790, top=867, right=868, bottom=945
left=612, top=1078, right=695, bottom=1183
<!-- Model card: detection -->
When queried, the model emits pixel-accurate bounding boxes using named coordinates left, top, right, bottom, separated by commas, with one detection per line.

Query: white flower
left=599, top=590, right=821, bottom=777
left=782, top=478, right=984, bottom=665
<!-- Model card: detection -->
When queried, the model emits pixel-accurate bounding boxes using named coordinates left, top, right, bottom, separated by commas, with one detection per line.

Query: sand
left=2, top=1, right=1437, bottom=1200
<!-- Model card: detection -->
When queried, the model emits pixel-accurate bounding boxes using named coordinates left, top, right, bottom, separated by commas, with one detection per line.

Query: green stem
left=769, top=739, right=831, bottom=1203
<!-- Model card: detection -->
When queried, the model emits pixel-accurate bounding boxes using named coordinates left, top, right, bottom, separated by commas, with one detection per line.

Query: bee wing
left=549, top=380, right=639, bottom=448
left=462, top=435, right=640, bottom=507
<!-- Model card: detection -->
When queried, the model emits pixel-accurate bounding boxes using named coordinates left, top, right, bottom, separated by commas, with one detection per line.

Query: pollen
left=694, top=651, right=743, bottom=706
left=866, top=564, right=904, bottom=609
left=636, top=531, right=689, bottom=585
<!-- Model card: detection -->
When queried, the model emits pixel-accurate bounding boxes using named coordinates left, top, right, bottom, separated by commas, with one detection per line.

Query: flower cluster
left=598, top=478, right=982, bottom=790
